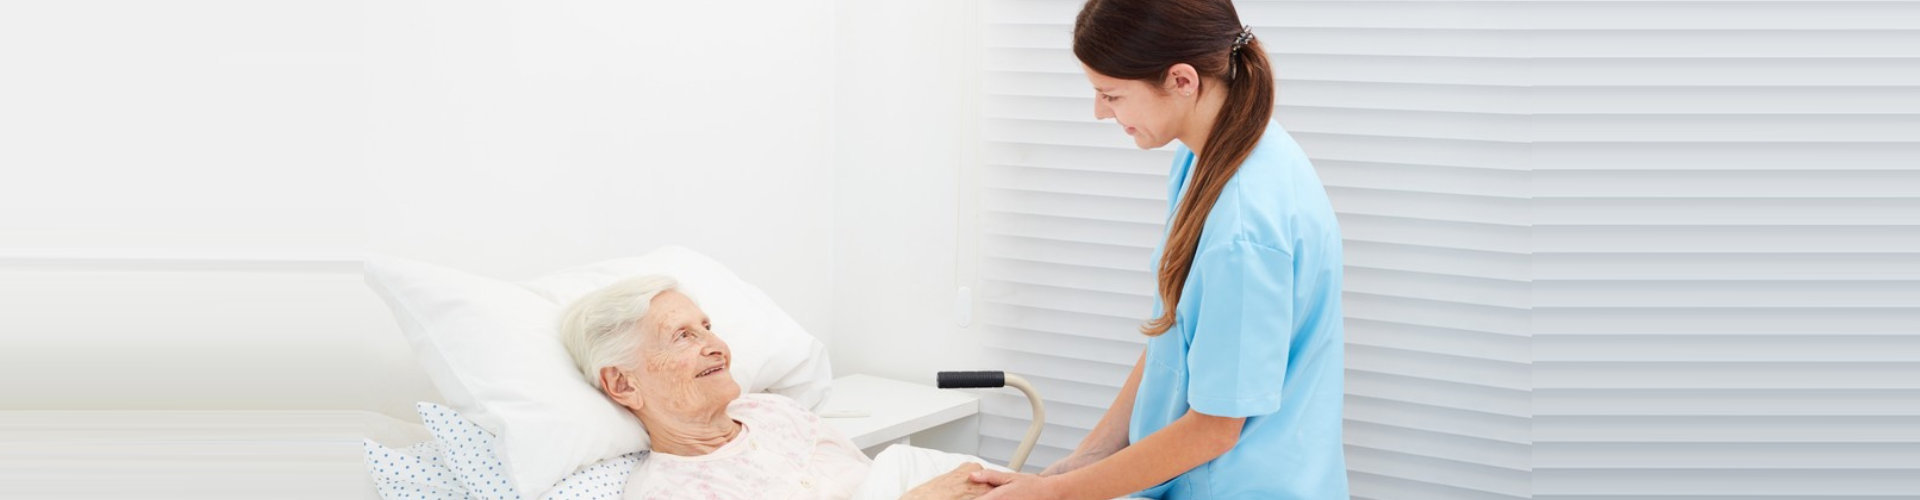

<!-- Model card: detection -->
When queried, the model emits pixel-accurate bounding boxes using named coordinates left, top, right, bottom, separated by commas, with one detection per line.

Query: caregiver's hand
left=968, top=470, right=1064, bottom=500
left=902, top=463, right=994, bottom=500
left=1038, top=452, right=1102, bottom=477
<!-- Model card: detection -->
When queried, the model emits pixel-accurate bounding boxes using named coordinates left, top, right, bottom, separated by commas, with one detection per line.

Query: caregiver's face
left=1084, top=64, right=1181, bottom=150
left=631, top=290, right=738, bottom=415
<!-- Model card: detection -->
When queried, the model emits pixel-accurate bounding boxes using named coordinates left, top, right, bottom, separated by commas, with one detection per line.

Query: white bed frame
left=0, top=374, right=982, bottom=499
left=0, top=254, right=985, bottom=499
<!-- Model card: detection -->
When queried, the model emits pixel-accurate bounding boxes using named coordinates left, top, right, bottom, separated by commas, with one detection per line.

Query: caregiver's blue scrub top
left=1130, top=121, right=1348, bottom=499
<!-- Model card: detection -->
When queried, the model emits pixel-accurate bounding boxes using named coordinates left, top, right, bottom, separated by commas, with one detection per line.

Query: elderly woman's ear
left=599, top=366, right=644, bottom=413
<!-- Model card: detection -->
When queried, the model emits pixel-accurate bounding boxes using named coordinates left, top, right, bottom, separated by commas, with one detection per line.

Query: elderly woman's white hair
left=557, top=275, right=688, bottom=390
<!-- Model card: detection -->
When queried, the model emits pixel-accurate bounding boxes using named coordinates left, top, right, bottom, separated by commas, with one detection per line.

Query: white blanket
left=850, top=445, right=1145, bottom=500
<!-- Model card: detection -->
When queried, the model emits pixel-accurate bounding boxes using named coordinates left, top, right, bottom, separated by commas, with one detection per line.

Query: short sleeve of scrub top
left=1183, top=240, right=1293, bottom=417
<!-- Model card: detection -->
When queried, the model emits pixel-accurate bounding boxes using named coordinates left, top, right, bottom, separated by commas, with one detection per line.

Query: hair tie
left=1228, top=25, right=1253, bottom=81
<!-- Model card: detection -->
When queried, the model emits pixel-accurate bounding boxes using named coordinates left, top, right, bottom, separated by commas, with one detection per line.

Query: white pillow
left=363, top=403, right=645, bottom=500
left=363, top=246, right=832, bottom=499
left=364, top=439, right=468, bottom=500
left=421, top=402, right=642, bottom=500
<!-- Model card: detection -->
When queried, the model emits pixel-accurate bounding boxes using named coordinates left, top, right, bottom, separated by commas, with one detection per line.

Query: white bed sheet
left=0, top=410, right=426, bottom=499
left=854, top=445, right=1149, bottom=500
left=0, top=410, right=1149, bottom=500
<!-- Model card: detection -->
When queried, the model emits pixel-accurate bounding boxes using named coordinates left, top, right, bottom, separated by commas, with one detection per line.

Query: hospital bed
left=934, top=370, right=1046, bottom=471
left=0, top=248, right=1055, bottom=499
left=0, top=373, right=1047, bottom=500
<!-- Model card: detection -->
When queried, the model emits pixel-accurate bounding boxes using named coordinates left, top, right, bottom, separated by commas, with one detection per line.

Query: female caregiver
left=970, top=0, right=1347, bottom=498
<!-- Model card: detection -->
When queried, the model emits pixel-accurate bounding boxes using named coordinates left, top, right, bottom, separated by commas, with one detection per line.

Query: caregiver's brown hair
left=1073, top=0, right=1275, bottom=336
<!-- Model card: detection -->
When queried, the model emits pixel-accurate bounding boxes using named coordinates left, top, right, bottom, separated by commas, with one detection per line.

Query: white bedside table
left=818, top=374, right=981, bottom=456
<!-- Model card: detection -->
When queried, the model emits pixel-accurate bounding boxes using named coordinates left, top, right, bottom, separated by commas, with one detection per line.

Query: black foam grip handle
left=937, top=371, right=1006, bottom=389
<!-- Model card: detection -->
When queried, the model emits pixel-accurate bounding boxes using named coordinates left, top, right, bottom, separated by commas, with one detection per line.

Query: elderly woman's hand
left=900, top=463, right=995, bottom=500
left=967, top=470, right=1065, bottom=500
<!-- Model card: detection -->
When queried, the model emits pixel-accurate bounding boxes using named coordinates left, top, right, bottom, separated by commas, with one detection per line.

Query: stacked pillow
left=363, top=246, right=832, bottom=499
left=365, top=403, right=642, bottom=500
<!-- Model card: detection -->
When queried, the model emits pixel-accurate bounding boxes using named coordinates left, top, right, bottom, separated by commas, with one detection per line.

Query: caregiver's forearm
left=1046, top=351, right=1146, bottom=475
left=1050, top=409, right=1244, bottom=500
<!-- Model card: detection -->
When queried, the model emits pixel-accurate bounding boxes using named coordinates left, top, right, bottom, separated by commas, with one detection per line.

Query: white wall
left=0, top=0, right=992, bottom=417
left=357, top=0, right=841, bottom=414
left=358, top=0, right=837, bottom=332
left=827, top=0, right=994, bottom=383
left=0, top=0, right=838, bottom=420
left=11, top=0, right=1000, bottom=424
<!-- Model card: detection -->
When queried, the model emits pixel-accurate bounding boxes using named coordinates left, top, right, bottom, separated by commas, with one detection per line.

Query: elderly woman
left=559, top=275, right=993, bottom=500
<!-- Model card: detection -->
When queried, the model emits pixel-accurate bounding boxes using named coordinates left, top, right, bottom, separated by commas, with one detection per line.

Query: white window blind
left=974, top=0, right=1916, bottom=498
left=974, top=0, right=1182, bottom=475
left=1529, top=0, right=1920, bottom=498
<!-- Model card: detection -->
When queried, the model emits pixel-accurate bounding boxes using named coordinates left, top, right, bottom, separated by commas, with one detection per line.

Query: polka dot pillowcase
left=365, top=402, right=645, bottom=500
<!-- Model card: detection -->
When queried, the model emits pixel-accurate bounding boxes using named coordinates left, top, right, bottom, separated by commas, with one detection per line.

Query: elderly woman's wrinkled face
left=621, top=290, right=739, bottom=417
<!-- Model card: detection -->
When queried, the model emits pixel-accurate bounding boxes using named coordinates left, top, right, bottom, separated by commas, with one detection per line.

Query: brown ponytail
left=1073, top=0, right=1275, bottom=336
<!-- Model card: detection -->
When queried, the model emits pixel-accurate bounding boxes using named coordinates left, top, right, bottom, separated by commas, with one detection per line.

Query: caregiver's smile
left=1084, top=61, right=1200, bottom=151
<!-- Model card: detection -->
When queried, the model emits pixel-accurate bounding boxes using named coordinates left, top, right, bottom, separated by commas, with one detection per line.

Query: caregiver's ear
left=599, top=366, right=645, bottom=413
left=1164, top=63, right=1200, bottom=95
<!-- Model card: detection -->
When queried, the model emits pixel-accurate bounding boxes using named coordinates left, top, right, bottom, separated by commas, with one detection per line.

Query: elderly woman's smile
left=622, top=288, right=743, bottom=424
